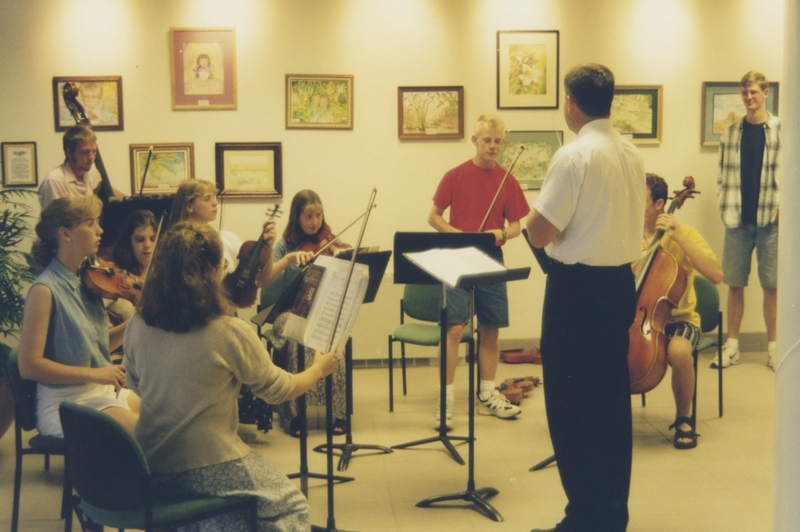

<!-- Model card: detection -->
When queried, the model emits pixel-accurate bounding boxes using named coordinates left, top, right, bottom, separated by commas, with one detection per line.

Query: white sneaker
left=476, top=389, right=521, bottom=419
left=710, top=345, right=740, bottom=368
left=767, top=347, right=776, bottom=370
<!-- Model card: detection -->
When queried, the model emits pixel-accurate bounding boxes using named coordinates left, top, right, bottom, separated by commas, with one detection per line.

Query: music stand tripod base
left=416, top=486, right=502, bottom=522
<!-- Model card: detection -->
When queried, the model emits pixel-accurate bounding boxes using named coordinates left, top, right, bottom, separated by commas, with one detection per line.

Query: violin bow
left=324, top=188, right=377, bottom=352
left=142, top=212, right=167, bottom=279
left=307, top=205, right=377, bottom=262
left=478, top=145, right=525, bottom=232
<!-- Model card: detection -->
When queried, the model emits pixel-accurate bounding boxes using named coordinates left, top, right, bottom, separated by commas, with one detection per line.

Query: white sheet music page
left=403, top=247, right=505, bottom=287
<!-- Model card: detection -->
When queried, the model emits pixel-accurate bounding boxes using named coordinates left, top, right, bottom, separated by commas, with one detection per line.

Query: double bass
left=628, top=176, right=698, bottom=394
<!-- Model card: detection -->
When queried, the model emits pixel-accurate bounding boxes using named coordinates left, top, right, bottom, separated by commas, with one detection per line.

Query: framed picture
left=170, top=28, right=237, bottom=110
left=498, top=131, right=563, bottom=190
left=701, top=81, right=780, bottom=146
left=53, top=76, right=123, bottom=131
left=1, top=142, right=38, bottom=187
left=497, top=30, right=559, bottom=109
left=285, top=74, right=354, bottom=129
left=397, top=86, right=464, bottom=140
left=129, top=143, right=195, bottom=195
left=611, top=85, right=663, bottom=145
left=215, top=142, right=282, bottom=198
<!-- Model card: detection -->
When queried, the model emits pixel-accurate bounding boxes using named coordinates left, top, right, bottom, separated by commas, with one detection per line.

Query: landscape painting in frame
left=497, top=30, right=559, bottom=109
left=398, top=86, right=464, bottom=140
left=701, top=81, right=779, bottom=146
left=498, top=131, right=563, bottom=190
left=610, top=85, right=663, bottom=145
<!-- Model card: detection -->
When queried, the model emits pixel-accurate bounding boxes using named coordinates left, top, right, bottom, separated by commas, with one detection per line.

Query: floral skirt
left=152, top=451, right=308, bottom=531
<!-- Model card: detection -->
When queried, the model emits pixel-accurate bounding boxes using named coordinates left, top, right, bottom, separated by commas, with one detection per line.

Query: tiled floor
left=0, top=350, right=774, bottom=531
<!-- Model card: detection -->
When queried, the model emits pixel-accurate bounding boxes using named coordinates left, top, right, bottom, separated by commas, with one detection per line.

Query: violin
left=299, top=226, right=350, bottom=255
left=628, top=176, right=697, bottom=394
left=62, top=82, right=115, bottom=205
left=224, top=205, right=282, bottom=308
left=81, top=255, right=144, bottom=302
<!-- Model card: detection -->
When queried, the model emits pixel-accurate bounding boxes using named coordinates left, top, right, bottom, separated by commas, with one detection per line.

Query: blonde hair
left=740, top=70, right=769, bottom=91
left=32, top=196, right=102, bottom=269
left=168, top=179, right=217, bottom=227
left=137, top=221, right=229, bottom=332
left=472, top=114, right=505, bottom=138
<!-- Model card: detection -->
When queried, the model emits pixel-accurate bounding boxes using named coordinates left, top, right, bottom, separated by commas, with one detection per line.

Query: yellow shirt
left=640, top=225, right=715, bottom=328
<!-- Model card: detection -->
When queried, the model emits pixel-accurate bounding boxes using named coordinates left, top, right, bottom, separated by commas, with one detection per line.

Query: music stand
left=521, top=228, right=558, bottom=472
left=389, top=232, right=495, bottom=465
left=99, top=195, right=175, bottom=248
left=314, top=250, right=394, bottom=471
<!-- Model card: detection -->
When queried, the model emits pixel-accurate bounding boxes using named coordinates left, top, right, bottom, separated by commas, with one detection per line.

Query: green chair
left=6, top=346, right=71, bottom=532
left=387, top=284, right=474, bottom=412
left=59, top=402, right=258, bottom=532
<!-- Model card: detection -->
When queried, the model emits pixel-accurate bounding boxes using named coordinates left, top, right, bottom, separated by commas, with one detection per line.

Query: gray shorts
left=722, top=222, right=778, bottom=288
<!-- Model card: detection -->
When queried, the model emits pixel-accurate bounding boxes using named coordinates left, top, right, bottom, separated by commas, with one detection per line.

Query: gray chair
left=387, top=284, right=474, bottom=411
left=59, top=402, right=258, bottom=532
left=6, top=346, right=72, bottom=532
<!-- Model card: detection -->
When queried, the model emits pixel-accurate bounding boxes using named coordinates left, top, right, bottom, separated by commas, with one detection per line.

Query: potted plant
left=0, top=188, right=37, bottom=439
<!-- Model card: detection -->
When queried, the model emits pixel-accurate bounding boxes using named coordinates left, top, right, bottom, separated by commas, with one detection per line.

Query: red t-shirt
left=433, top=160, right=530, bottom=242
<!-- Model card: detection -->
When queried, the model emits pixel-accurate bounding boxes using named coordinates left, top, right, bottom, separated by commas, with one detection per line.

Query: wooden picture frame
left=215, top=142, right=282, bottom=198
left=611, top=85, right=663, bottom=145
left=497, top=30, right=559, bottom=109
left=129, top=143, right=195, bottom=195
left=498, top=131, right=563, bottom=190
left=701, top=81, right=780, bottom=146
left=53, top=76, right=123, bottom=131
left=285, top=74, right=354, bottom=129
left=397, top=86, right=464, bottom=140
left=170, top=28, right=237, bottom=110
left=1, top=142, right=38, bottom=187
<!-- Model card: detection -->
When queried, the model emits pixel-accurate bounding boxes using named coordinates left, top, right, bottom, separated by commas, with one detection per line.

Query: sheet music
left=403, top=247, right=505, bottom=287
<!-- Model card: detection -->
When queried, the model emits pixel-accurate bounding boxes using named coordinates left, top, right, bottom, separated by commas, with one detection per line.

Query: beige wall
left=0, top=0, right=784, bottom=359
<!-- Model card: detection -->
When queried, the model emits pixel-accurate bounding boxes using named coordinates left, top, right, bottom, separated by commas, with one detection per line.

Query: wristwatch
left=501, top=229, right=507, bottom=240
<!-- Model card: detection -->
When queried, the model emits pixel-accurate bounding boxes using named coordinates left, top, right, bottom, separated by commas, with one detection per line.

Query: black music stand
left=314, top=250, right=394, bottom=471
left=100, top=195, right=174, bottom=248
left=403, top=241, right=530, bottom=521
left=389, top=232, right=496, bottom=466
left=521, top=228, right=557, bottom=472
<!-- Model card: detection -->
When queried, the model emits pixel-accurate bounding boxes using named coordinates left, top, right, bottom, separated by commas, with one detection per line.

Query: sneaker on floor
left=476, top=389, right=521, bottom=419
left=767, top=347, right=776, bottom=370
left=434, top=407, right=453, bottom=430
left=710, top=344, right=740, bottom=368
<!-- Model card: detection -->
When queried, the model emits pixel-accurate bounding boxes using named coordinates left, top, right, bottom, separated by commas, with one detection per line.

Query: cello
left=628, top=176, right=698, bottom=394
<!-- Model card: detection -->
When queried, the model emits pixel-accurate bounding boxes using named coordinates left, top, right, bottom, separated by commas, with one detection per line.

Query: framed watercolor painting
left=610, top=85, right=663, bottom=145
left=285, top=74, right=353, bottom=129
left=129, top=143, right=195, bottom=194
left=497, top=30, right=559, bottom=109
left=701, top=81, right=779, bottom=146
left=398, top=86, right=464, bottom=140
left=2, top=142, right=37, bottom=186
left=215, top=142, right=282, bottom=198
left=170, top=28, right=237, bottom=110
left=53, top=76, right=123, bottom=131
left=498, top=131, right=563, bottom=190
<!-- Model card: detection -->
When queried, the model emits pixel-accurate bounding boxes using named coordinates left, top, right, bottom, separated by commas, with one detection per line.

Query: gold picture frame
left=611, top=85, right=663, bottom=145
left=129, top=143, right=195, bottom=194
left=170, top=28, right=237, bottom=110
left=398, top=86, right=464, bottom=140
left=285, top=74, right=354, bottom=129
left=53, top=76, right=123, bottom=131
left=497, top=30, right=559, bottom=109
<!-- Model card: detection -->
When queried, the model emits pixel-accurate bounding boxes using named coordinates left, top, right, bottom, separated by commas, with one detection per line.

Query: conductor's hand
left=94, top=364, right=127, bottom=394
left=312, top=351, right=336, bottom=379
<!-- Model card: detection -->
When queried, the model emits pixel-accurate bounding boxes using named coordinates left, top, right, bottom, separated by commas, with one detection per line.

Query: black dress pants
left=540, top=261, right=636, bottom=532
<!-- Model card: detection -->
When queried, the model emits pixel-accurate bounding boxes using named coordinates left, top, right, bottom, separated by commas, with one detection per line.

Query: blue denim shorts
left=722, top=222, right=778, bottom=288
left=440, top=248, right=509, bottom=328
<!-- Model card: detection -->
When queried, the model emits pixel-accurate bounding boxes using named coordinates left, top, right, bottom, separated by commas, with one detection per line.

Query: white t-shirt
left=39, top=162, right=103, bottom=210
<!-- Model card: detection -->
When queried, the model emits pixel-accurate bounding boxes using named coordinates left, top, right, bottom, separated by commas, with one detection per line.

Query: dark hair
left=283, top=189, right=330, bottom=246
left=32, top=196, right=102, bottom=270
left=111, top=209, right=158, bottom=275
left=137, top=221, right=229, bottom=333
left=564, top=64, right=615, bottom=118
left=646, top=173, right=668, bottom=204
left=168, top=179, right=217, bottom=228
left=62, top=125, right=97, bottom=154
